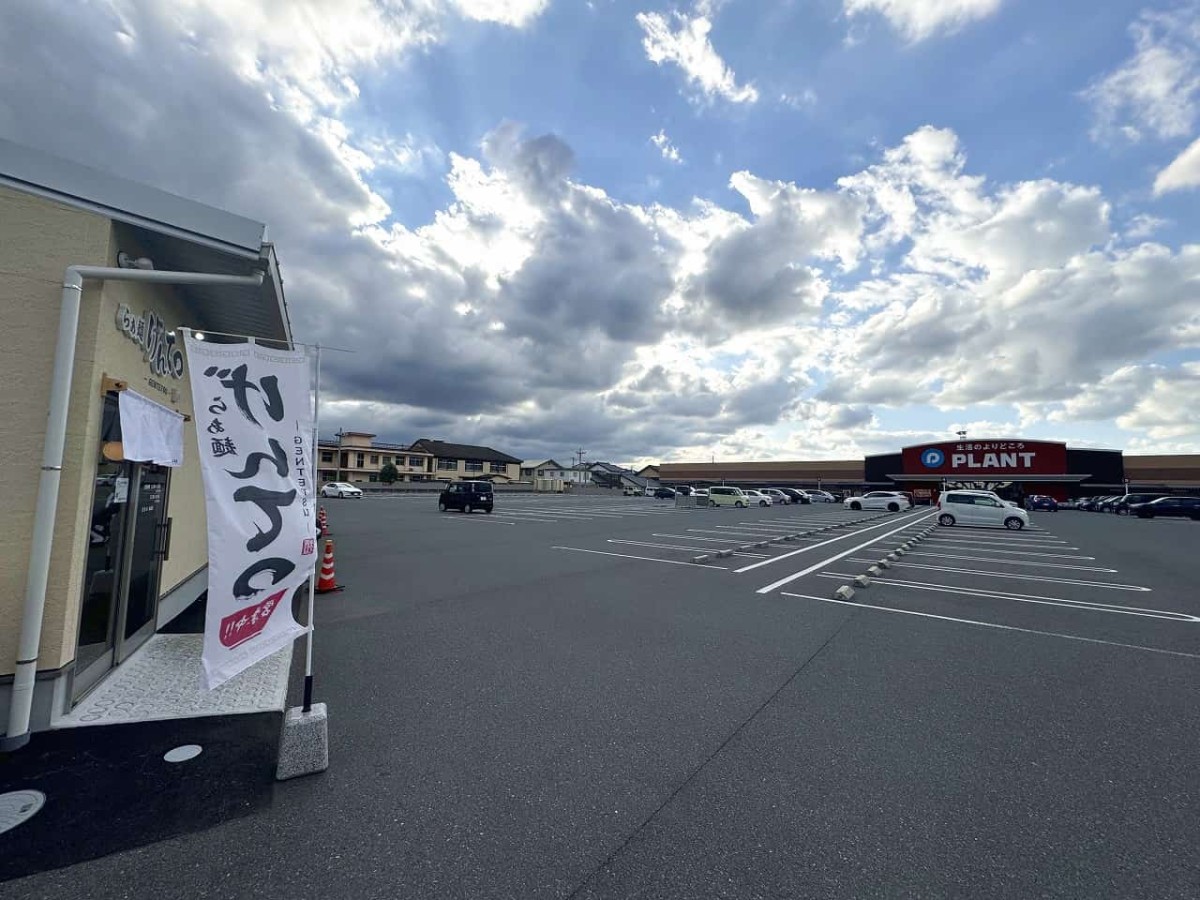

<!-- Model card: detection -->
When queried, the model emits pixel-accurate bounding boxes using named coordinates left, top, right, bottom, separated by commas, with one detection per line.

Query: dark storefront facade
left=867, top=439, right=1126, bottom=505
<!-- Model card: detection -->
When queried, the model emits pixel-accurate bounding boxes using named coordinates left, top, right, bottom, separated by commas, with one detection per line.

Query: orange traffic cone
left=317, top=506, right=330, bottom=538
left=315, top=539, right=343, bottom=593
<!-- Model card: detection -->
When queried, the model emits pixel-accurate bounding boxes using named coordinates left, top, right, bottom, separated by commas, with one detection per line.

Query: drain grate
left=0, top=790, right=46, bottom=835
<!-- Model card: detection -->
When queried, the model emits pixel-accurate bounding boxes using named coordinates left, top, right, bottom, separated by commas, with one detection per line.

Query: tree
left=379, top=462, right=399, bottom=484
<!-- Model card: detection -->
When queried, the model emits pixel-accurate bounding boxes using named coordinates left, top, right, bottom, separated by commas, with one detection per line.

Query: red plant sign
left=219, top=588, right=287, bottom=649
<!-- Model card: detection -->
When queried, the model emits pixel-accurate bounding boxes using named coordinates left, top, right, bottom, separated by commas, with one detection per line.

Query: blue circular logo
left=920, top=448, right=945, bottom=468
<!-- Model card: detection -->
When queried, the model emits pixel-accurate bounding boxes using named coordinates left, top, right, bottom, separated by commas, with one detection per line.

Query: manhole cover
left=164, top=744, right=203, bottom=763
left=0, top=790, right=46, bottom=835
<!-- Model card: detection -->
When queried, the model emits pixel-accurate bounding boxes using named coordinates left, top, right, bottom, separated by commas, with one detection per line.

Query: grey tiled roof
left=409, top=439, right=522, bottom=464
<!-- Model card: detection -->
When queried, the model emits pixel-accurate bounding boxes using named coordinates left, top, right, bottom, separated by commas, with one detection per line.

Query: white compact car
left=937, top=489, right=1029, bottom=530
left=806, top=490, right=837, bottom=503
left=843, top=491, right=911, bottom=512
left=321, top=481, right=363, bottom=499
left=761, top=488, right=790, bottom=504
left=742, top=489, right=773, bottom=507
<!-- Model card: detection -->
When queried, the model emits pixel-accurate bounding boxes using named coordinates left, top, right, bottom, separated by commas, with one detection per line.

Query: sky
left=1, top=0, right=1198, bottom=467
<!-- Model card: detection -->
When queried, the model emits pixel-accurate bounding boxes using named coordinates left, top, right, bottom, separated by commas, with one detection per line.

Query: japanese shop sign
left=901, top=440, right=1068, bottom=476
left=116, top=303, right=185, bottom=380
left=183, top=333, right=314, bottom=690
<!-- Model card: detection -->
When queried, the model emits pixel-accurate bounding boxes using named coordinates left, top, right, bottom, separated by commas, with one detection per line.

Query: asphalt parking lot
left=9, top=494, right=1200, bottom=899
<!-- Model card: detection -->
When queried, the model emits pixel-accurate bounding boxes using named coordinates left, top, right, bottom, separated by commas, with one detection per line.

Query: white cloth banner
left=118, top=389, right=184, bottom=467
left=183, top=334, right=315, bottom=690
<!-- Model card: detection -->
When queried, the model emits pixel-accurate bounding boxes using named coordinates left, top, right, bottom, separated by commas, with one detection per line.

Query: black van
left=438, top=480, right=494, bottom=513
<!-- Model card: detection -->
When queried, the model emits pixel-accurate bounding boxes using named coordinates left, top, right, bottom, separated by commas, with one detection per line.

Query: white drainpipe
left=1, top=264, right=265, bottom=750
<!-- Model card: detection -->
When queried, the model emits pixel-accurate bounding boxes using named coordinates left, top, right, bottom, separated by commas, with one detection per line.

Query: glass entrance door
left=75, top=460, right=131, bottom=695
left=74, top=394, right=173, bottom=699
left=115, top=465, right=170, bottom=663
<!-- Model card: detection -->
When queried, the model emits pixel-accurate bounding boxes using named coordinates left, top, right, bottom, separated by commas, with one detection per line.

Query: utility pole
left=575, top=447, right=586, bottom=467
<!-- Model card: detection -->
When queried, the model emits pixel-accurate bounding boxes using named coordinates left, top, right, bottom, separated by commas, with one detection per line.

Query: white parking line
left=686, top=528, right=809, bottom=538
left=921, top=539, right=1080, bottom=553
left=780, top=594, right=1200, bottom=660
left=753, top=514, right=937, bottom=593
left=552, top=546, right=729, bottom=569
left=921, top=535, right=1075, bottom=549
left=887, top=551, right=1115, bottom=572
left=445, top=516, right=517, bottom=525
left=838, top=558, right=1151, bottom=591
left=508, top=513, right=604, bottom=520
left=607, top=539, right=767, bottom=557
left=934, top=526, right=1057, bottom=538
left=737, top=510, right=933, bottom=575
left=710, top=524, right=814, bottom=534
left=893, top=543, right=1094, bottom=560
left=815, top=574, right=1193, bottom=622
left=480, top=512, right=563, bottom=523
left=654, top=533, right=742, bottom=543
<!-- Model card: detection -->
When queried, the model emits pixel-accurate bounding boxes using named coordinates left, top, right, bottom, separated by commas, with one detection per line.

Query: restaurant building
left=0, top=138, right=293, bottom=746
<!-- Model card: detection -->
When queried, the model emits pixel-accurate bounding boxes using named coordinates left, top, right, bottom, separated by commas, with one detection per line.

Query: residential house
left=408, top=439, right=522, bottom=482
left=586, top=462, right=658, bottom=492
left=519, top=459, right=588, bottom=482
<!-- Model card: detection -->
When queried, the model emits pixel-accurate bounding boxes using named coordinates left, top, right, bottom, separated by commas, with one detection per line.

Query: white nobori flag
left=183, top=334, right=315, bottom=689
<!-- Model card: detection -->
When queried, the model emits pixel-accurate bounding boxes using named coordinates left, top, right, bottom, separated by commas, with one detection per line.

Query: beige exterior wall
left=0, top=186, right=111, bottom=675
left=0, top=189, right=208, bottom=676
left=434, top=459, right=519, bottom=481
left=317, top=437, right=433, bottom=483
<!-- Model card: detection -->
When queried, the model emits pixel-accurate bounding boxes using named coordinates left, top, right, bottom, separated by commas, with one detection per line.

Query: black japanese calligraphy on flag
left=183, top=334, right=314, bottom=690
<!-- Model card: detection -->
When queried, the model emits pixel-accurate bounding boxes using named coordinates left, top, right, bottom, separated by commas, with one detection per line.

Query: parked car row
left=1075, top=493, right=1200, bottom=519
left=656, top=486, right=838, bottom=504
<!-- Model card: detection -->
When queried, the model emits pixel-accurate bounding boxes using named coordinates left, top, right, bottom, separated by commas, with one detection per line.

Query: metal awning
left=886, top=474, right=1092, bottom=483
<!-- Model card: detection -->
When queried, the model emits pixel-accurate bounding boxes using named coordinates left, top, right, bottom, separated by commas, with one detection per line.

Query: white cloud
left=636, top=8, right=759, bottom=104
left=824, top=126, right=1198, bottom=421
left=1124, top=212, right=1169, bottom=238
left=843, top=0, right=1004, bottom=42
left=451, top=0, right=551, bottom=27
left=650, top=129, right=683, bottom=163
left=1084, top=5, right=1200, bottom=143
left=2, top=1, right=1196, bottom=459
left=1154, top=135, right=1200, bottom=194
left=780, top=89, right=818, bottom=109
left=155, top=0, right=444, bottom=116
left=1116, top=362, right=1200, bottom=440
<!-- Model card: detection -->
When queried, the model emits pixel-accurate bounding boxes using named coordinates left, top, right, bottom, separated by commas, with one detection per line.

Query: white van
left=937, top=490, right=1030, bottom=530
left=707, top=486, right=749, bottom=508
